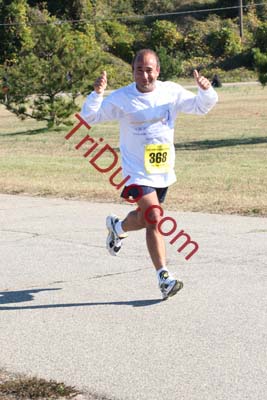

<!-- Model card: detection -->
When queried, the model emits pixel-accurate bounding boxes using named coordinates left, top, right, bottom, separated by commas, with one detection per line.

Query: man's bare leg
left=121, top=209, right=145, bottom=231
left=122, top=191, right=166, bottom=271
left=110, top=191, right=183, bottom=299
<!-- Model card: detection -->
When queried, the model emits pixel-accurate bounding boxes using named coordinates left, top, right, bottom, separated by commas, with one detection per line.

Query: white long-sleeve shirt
left=81, top=80, right=218, bottom=187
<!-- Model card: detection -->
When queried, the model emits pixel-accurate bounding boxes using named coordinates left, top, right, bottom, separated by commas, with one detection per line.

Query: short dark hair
left=131, top=49, right=160, bottom=70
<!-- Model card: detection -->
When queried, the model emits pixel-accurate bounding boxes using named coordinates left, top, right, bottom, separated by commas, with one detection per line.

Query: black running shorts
left=121, top=185, right=168, bottom=204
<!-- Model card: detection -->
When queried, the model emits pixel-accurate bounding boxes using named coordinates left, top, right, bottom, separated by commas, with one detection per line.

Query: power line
left=117, top=1, right=267, bottom=21
left=0, top=1, right=266, bottom=27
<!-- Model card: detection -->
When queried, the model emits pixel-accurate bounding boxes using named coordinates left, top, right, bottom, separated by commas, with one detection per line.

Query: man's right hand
left=94, top=71, right=107, bottom=95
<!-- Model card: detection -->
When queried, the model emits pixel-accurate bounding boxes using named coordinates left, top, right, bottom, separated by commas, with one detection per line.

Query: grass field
left=0, top=83, right=266, bottom=216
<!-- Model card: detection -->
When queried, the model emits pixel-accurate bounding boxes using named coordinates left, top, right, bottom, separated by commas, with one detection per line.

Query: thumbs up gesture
left=94, top=71, right=107, bottom=95
left=193, top=69, right=211, bottom=90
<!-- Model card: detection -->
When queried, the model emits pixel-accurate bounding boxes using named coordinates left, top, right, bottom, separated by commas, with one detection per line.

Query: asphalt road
left=0, top=194, right=266, bottom=400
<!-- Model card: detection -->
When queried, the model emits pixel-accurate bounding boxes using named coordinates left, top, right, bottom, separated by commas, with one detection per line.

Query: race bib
left=144, top=143, right=171, bottom=174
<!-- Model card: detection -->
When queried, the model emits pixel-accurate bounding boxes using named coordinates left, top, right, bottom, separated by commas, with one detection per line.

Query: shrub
left=156, top=46, right=183, bottom=80
left=101, top=21, right=135, bottom=62
left=254, top=22, right=267, bottom=52
left=253, top=48, right=267, bottom=86
left=151, top=20, right=183, bottom=52
left=206, top=23, right=242, bottom=57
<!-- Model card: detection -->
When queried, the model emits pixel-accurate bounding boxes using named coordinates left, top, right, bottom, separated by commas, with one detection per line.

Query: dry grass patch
left=0, top=370, right=79, bottom=399
left=0, top=84, right=266, bottom=215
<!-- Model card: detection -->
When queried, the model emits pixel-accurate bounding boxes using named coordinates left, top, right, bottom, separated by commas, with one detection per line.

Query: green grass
left=0, top=84, right=267, bottom=215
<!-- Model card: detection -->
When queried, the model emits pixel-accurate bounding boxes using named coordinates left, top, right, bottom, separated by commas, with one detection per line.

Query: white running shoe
left=158, top=270, right=183, bottom=300
left=106, top=214, right=128, bottom=256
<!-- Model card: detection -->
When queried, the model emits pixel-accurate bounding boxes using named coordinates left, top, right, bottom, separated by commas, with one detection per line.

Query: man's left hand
left=193, top=69, right=211, bottom=90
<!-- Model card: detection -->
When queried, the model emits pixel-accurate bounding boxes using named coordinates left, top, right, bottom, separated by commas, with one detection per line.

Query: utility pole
left=239, top=0, right=244, bottom=39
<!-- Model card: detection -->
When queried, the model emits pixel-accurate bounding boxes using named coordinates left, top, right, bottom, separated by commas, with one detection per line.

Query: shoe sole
left=106, top=215, right=127, bottom=256
left=162, top=280, right=183, bottom=301
left=106, top=235, right=121, bottom=256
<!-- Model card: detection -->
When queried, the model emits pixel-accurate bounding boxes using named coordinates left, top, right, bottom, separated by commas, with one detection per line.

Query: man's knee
left=143, top=204, right=163, bottom=228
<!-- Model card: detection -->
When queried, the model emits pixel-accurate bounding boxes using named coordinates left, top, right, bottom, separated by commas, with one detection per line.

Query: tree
left=100, top=20, right=135, bottom=62
left=252, top=21, right=267, bottom=86
left=254, top=22, right=267, bottom=52
left=132, top=0, right=179, bottom=14
left=253, top=48, right=267, bottom=86
left=0, top=9, right=103, bottom=127
left=0, top=0, right=33, bottom=64
left=28, top=0, right=93, bottom=21
left=151, top=20, right=183, bottom=52
left=156, top=46, right=183, bottom=80
left=206, top=22, right=242, bottom=57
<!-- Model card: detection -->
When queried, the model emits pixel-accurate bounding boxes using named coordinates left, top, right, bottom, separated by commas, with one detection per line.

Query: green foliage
left=132, top=0, right=174, bottom=14
left=0, top=0, right=33, bottom=63
left=130, top=23, right=151, bottom=50
left=244, top=6, right=262, bottom=32
left=101, top=54, right=132, bottom=88
left=183, top=29, right=207, bottom=58
left=253, top=48, right=267, bottom=86
left=151, top=20, right=183, bottom=51
left=181, top=16, right=219, bottom=57
left=254, top=3, right=267, bottom=21
left=182, top=55, right=213, bottom=77
left=254, top=22, right=267, bottom=52
left=199, top=65, right=256, bottom=82
left=132, top=0, right=213, bottom=14
left=206, top=22, right=242, bottom=57
left=156, top=46, right=183, bottom=80
left=0, top=10, right=103, bottom=127
left=102, top=0, right=133, bottom=15
left=0, top=0, right=265, bottom=113
left=63, top=0, right=93, bottom=20
left=92, top=0, right=133, bottom=18
left=28, top=0, right=93, bottom=21
left=101, top=20, right=135, bottom=62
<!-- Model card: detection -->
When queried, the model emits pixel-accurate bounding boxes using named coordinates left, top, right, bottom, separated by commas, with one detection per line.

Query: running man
left=81, top=49, right=218, bottom=300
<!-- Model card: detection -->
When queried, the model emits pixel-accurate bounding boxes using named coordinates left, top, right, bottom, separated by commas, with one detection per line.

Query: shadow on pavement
left=0, top=288, right=62, bottom=304
left=0, top=298, right=163, bottom=311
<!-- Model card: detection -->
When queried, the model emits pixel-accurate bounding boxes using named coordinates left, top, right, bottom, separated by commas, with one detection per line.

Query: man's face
left=133, top=53, right=160, bottom=93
